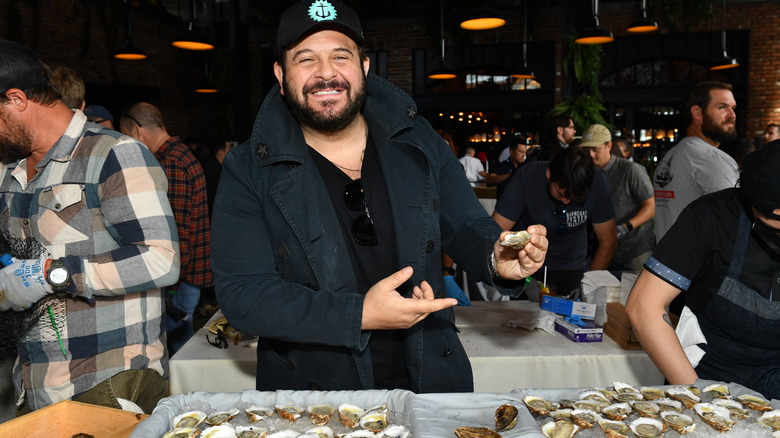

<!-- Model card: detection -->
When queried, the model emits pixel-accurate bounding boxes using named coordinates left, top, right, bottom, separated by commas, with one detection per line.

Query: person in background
left=626, top=140, right=780, bottom=399
left=481, top=139, right=527, bottom=198
left=84, top=104, right=115, bottom=130
left=580, top=124, right=655, bottom=273
left=201, top=140, right=234, bottom=218
left=493, top=146, right=615, bottom=297
left=0, top=40, right=179, bottom=413
left=210, top=0, right=548, bottom=393
left=120, top=102, right=212, bottom=356
left=459, top=146, right=485, bottom=186
left=532, top=113, right=576, bottom=161
left=614, top=137, right=634, bottom=161
left=50, top=65, right=85, bottom=111
left=764, top=123, right=780, bottom=144
left=653, top=81, right=739, bottom=242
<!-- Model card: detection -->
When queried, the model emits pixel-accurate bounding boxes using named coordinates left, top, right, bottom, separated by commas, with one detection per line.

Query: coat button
left=775, top=276, right=780, bottom=285
left=54, top=203, right=61, bottom=209
left=425, top=240, right=435, bottom=253
left=255, top=143, right=269, bottom=158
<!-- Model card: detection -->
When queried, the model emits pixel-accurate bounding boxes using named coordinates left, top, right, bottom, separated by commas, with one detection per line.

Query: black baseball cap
left=741, top=139, right=780, bottom=220
left=277, top=0, right=364, bottom=55
left=0, top=40, right=47, bottom=94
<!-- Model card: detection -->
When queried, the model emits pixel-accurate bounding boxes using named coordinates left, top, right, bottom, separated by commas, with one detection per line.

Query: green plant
left=549, top=32, right=609, bottom=130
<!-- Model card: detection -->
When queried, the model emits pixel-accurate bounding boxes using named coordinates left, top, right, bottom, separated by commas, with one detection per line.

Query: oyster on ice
left=612, top=392, right=644, bottom=403
left=601, top=402, right=631, bottom=421
left=629, top=417, right=665, bottom=437
left=570, top=408, right=602, bottom=429
left=206, top=408, right=240, bottom=426
left=523, top=395, right=554, bottom=416
left=274, top=405, right=304, bottom=422
left=666, top=387, right=700, bottom=409
left=631, top=400, right=660, bottom=418
left=304, top=425, right=335, bottom=438
left=612, top=381, right=638, bottom=394
left=245, top=406, right=274, bottom=422
left=549, top=409, right=573, bottom=422
left=337, top=404, right=366, bottom=428
left=163, top=427, right=200, bottom=438
left=693, top=402, right=735, bottom=432
left=712, top=398, right=749, bottom=420
left=640, top=387, right=666, bottom=401
left=597, top=419, right=629, bottom=438
left=660, top=410, right=696, bottom=435
left=654, top=398, right=683, bottom=413
left=500, top=230, right=531, bottom=249
left=307, top=404, right=335, bottom=426
left=453, top=426, right=502, bottom=438
left=494, top=404, right=518, bottom=432
left=201, top=424, right=237, bottom=438
left=758, top=410, right=780, bottom=432
left=541, top=420, right=579, bottom=438
left=235, top=425, right=270, bottom=438
left=737, top=393, right=773, bottom=411
left=172, top=411, right=207, bottom=429
left=702, top=383, right=730, bottom=398
left=377, top=424, right=411, bottom=438
left=360, top=411, right=388, bottom=433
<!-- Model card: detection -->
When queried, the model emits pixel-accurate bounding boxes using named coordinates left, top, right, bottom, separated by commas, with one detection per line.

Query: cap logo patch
left=308, top=0, right=338, bottom=22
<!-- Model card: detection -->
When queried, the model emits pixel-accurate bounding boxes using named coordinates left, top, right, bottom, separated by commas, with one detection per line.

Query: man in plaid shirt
left=120, top=102, right=212, bottom=355
left=0, top=41, right=180, bottom=413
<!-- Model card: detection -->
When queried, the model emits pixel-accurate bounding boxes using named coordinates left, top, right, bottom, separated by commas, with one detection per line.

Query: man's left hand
left=493, top=225, right=548, bottom=280
left=0, top=257, right=54, bottom=311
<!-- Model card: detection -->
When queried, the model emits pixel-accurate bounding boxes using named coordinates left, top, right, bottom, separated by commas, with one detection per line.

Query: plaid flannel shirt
left=0, top=110, right=180, bottom=410
left=154, top=137, right=212, bottom=288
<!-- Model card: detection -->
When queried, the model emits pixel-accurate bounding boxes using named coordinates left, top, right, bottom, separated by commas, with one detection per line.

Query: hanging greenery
left=549, top=32, right=608, bottom=130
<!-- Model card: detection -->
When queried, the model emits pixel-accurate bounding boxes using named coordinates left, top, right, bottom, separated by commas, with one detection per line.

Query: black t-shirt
left=649, top=189, right=780, bottom=312
left=309, top=135, right=410, bottom=390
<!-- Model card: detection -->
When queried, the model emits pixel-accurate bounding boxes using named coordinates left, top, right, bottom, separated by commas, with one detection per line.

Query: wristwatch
left=46, top=259, right=71, bottom=292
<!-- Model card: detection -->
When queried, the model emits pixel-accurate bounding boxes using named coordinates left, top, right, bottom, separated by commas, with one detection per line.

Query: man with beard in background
left=210, top=0, right=548, bottom=393
left=653, top=81, right=739, bottom=242
left=0, top=40, right=179, bottom=414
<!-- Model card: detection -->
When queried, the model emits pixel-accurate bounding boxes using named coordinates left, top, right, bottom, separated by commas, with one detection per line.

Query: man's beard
left=0, top=110, right=33, bottom=164
left=702, top=111, right=737, bottom=145
left=283, top=75, right=367, bottom=133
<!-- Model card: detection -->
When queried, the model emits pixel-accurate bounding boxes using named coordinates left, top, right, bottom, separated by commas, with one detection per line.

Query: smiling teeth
left=314, top=90, right=340, bottom=95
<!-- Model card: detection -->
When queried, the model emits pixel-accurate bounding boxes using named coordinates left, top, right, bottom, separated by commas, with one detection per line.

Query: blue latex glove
left=443, top=275, right=471, bottom=306
left=0, top=257, right=53, bottom=311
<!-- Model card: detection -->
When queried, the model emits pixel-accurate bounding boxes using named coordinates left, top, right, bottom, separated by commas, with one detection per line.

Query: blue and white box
left=540, top=295, right=597, bottom=319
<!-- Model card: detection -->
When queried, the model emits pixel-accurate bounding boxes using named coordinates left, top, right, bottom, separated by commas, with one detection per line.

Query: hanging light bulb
left=195, top=59, right=218, bottom=93
left=430, top=0, right=457, bottom=80
left=460, top=2, right=506, bottom=31
left=114, top=2, right=147, bottom=60
left=627, top=0, right=659, bottom=33
left=576, top=0, right=614, bottom=44
left=710, top=0, right=739, bottom=70
left=512, top=0, right=536, bottom=80
left=172, top=0, right=214, bottom=51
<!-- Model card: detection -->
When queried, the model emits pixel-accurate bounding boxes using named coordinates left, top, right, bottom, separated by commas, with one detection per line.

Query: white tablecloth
left=168, top=301, right=663, bottom=395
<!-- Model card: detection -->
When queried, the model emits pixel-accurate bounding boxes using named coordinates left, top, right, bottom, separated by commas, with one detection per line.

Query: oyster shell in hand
left=500, top=231, right=532, bottom=249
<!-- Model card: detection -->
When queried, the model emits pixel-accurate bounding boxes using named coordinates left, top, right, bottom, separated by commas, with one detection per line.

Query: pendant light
left=114, top=2, right=147, bottom=60
left=172, top=0, right=214, bottom=51
left=195, top=60, right=218, bottom=93
left=460, top=1, right=506, bottom=30
left=512, top=0, right=535, bottom=80
left=429, top=0, right=457, bottom=80
left=627, top=0, right=659, bottom=33
left=576, top=0, right=614, bottom=45
left=710, top=0, right=739, bottom=70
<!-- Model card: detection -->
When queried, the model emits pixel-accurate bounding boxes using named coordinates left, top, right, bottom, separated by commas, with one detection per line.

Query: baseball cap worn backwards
left=741, top=140, right=780, bottom=221
left=277, top=0, right=364, bottom=54
left=0, top=40, right=47, bottom=94
left=579, top=124, right=612, bottom=148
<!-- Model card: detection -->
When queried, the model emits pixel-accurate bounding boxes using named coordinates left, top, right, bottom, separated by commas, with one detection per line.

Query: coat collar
left=247, top=73, right=418, bottom=167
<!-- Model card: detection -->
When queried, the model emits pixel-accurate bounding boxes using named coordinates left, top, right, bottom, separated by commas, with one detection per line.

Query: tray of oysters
left=447, top=380, right=778, bottom=437
left=130, top=389, right=413, bottom=438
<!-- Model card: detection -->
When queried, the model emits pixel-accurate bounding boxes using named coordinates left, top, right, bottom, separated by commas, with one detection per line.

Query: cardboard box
left=541, top=295, right=597, bottom=319
left=0, top=400, right=148, bottom=438
left=604, top=301, right=643, bottom=349
left=554, top=316, right=603, bottom=343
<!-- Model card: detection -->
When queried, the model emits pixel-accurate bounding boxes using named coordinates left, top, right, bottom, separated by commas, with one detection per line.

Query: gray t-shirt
left=603, top=155, right=655, bottom=265
left=653, top=136, right=739, bottom=242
